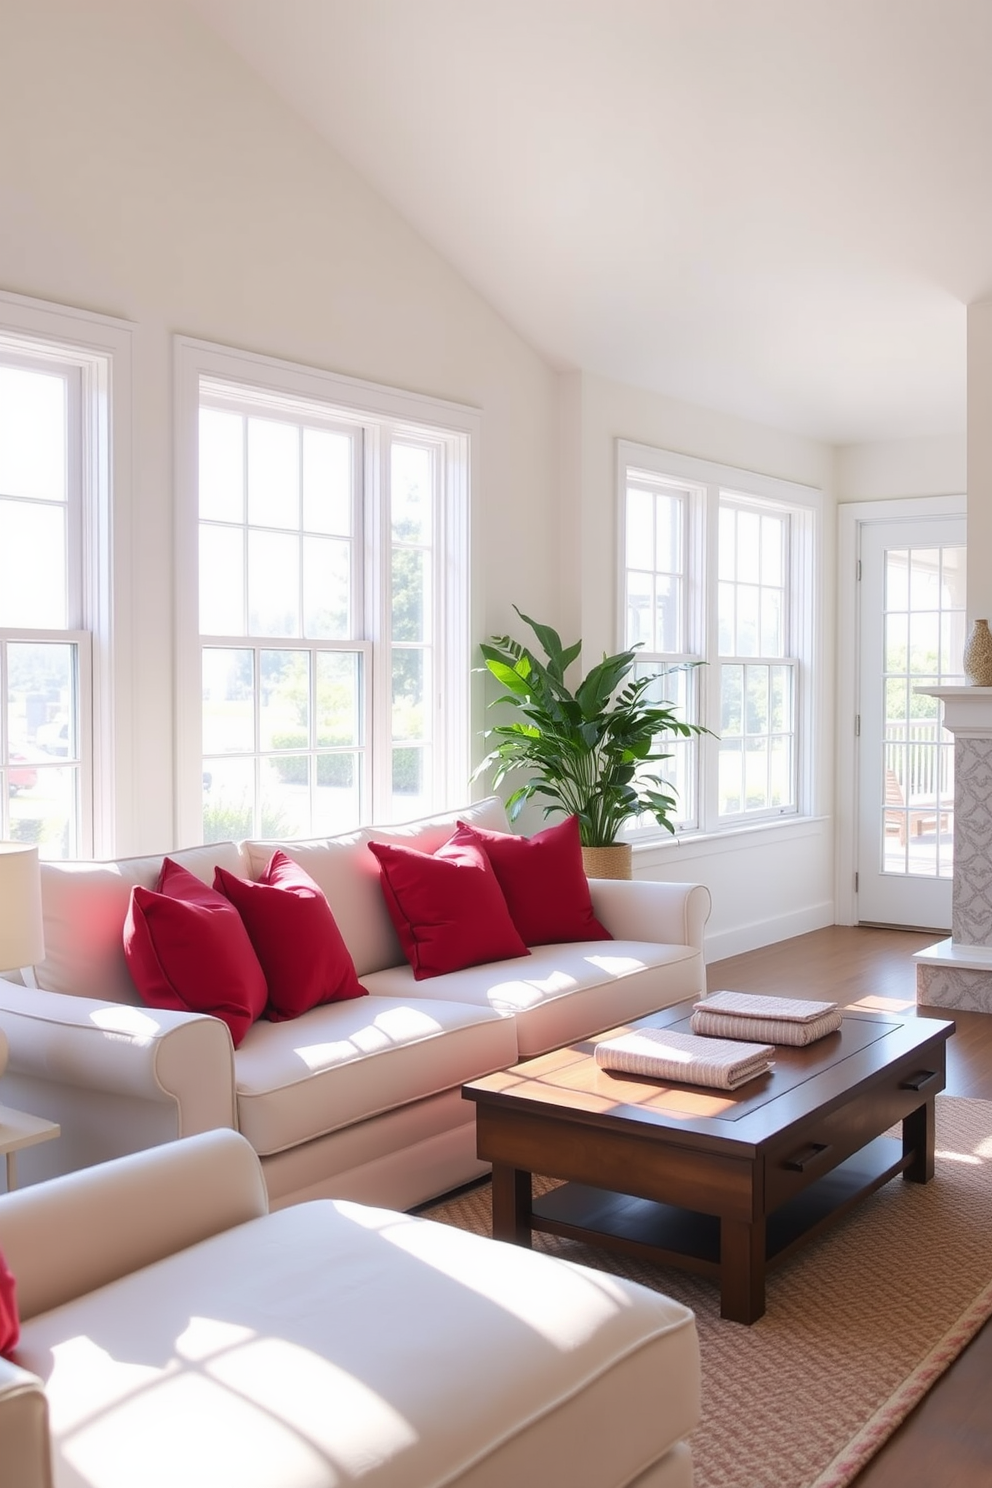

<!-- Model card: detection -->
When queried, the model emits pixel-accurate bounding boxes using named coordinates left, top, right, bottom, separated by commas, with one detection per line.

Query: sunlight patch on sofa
left=386, top=1224, right=626, bottom=1344
left=584, top=953, right=649, bottom=977
left=208, top=1336, right=419, bottom=1467
left=176, top=1315, right=256, bottom=1361
left=329, top=1200, right=629, bottom=1346
left=294, top=1006, right=445, bottom=1068
left=51, top=1331, right=418, bottom=1487
left=88, top=1006, right=165, bottom=1037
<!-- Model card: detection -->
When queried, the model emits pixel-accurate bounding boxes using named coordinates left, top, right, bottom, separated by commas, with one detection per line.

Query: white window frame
left=617, top=439, right=820, bottom=841
left=174, top=336, right=478, bottom=846
left=0, top=289, right=134, bottom=857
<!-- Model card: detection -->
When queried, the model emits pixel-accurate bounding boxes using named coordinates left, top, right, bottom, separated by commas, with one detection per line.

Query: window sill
left=631, top=814, right=830, bottom=867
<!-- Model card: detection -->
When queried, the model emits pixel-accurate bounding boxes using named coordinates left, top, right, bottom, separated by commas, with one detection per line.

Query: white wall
left=0, top=0, right=560, bottom=853
left=561, top=372, right=837, bottom=959
left=968, top=302, right=992, bottom=621
left=834, top=434, right=965, bottom=504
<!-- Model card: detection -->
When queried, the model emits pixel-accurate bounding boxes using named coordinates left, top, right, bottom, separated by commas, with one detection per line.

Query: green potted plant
left=474, top=609, right=708, bottom=878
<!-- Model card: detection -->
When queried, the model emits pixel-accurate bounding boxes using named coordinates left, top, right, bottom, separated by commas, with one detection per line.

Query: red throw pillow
left=367, top=835, right=529, bottom=980
left=0, top=1246, right=18, bottom=1360
left=452, top=815, right=612, bottom=946
left=123, top=858, right=268, bottom=1048
left=214, top=851, right=366, bottom=1021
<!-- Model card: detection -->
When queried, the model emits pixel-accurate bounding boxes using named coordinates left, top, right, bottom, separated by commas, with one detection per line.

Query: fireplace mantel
left=912, top=685, right=992, bottom=1012
left=915, top=685, right=992, bottom=733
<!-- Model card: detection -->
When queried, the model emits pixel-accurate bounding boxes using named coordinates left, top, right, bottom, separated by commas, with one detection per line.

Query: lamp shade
left=0, top=843, right=45, bottom=972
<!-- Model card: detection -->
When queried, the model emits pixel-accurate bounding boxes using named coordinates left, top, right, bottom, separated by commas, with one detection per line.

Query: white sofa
left=0, top=1131, right=701, bottom=1488
left=0, top=797, right=710, bottom=1211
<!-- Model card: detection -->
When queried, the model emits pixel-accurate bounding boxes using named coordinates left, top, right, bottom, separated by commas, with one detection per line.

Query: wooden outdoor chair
left=884, top=768, right=953, bottom=845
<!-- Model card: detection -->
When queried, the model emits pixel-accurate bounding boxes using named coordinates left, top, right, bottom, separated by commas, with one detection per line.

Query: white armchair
left=0, top=1132, right=700, bottom=1488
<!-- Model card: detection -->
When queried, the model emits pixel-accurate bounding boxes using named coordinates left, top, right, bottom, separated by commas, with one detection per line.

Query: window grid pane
left=3, top=637, right=81, bottom=858
left=303, top=428, right=352, bottom=535
left=388, top=441, right=436, bottom=820
left=718, top=503, right=789, bottom=659
left=247, top=417, right=300, bottom=530
left=630, top=662, right=698, bottom=832
left=0, top=365, right=66, bottom=502
left=247, top=530, right=301, bottom=637
left=199, top=407, right=356, bottom=645
left=198, top=408, right=244, bottom=522
left=201, top=642, right=367, bottom=839
left=881, top=544, right=964, bottom=880
left=622, top=478, right=698, bottom=832
left=0, top=501, right=68, bottom=628
left=716, top=498, right=796, bottom=822
left=624, top=482, right=686, bottom=655
left=718, top=661, right=796, bottom=818
left=0, top=352, right=85, bottom=860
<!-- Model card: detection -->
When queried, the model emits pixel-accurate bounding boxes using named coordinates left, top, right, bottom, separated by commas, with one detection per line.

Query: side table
left=0, top=1102, right=60, bottom=1191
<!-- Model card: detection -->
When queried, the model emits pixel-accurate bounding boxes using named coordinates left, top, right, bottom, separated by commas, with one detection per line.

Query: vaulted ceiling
left=188, top=0, right=992, bottom=445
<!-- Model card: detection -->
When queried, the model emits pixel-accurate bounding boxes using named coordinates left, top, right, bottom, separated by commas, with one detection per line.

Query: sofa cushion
left=214, top=852, right=366, bottom=1021
left=362, top=940, right=706, bottom=1058
left=453, top=815, right=612, bottom=946
left=243, top=795, right=512, bottom=978
left=233, top=993, right=516, bottom=1155
left=36, top=842, right=248, bottom=1005
left=367, top=836, right=529, bottom=980
left=124, top=860, right=267, bottom=1047
left=16, top=1199, right=699, bottom=1488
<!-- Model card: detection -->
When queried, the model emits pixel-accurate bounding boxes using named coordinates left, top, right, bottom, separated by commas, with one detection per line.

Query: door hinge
left=857, top=559, right=862, bottom=581
left=855, top=871, right=859, bottom=893
left=855, top=714, right=861, bottom=737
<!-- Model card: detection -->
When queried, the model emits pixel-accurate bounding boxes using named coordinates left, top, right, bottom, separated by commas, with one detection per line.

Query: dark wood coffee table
left=463, top=1000, right=955, bottom=1323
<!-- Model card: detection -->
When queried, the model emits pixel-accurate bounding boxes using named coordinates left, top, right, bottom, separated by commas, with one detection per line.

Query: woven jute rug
left=421, top=1095, right=992, bottom=1488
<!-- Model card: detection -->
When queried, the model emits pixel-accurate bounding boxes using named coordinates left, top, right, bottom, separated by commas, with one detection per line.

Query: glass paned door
left=857, top=517, right=966, bottom=929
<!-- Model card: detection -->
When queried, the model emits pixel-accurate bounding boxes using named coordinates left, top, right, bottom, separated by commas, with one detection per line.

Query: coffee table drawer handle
left=900, top=1069, right=938, bottom=1092
left=783, top=1142, right=829, bottom=1172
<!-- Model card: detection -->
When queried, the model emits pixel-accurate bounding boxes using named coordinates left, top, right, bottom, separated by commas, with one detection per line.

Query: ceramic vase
left=580, top=843, right=633, bottom=880
left=963, top=618, right=992, bottom=687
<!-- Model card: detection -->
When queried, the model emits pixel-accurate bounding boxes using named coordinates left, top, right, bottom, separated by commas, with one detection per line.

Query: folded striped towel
left=690, top=991, right=843, bottom=1047
left=594, top=1026, right=774, bottom=1090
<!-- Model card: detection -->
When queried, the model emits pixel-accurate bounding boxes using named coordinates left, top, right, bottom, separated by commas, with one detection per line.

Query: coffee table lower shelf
left=529, top=1134, right=909, bottom=1285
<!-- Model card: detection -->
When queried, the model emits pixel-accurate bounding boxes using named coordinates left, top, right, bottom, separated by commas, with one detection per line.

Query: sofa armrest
left=0, top=1131, right=268, bottom=1323
left=0, top=1356, right=51, bottom=1488
left=588, top=879, right=711, bottom=950
left=0, top=979, right=236, bottom=1137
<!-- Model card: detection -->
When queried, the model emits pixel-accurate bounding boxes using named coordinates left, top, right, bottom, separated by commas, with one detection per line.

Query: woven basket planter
left=580, top=843, right=633, bottom=880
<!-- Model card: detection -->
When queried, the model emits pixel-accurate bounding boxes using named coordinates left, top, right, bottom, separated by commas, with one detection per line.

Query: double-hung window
left=176, top=339, right=474, bottom=845
left=623, top=471, right=701, bottom=830
left=0, top=293, right=131, bottom=858
left=619, top=441, right=819, bottom=837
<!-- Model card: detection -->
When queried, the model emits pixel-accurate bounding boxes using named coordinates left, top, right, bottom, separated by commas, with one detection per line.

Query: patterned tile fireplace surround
left=914, top=687, right=992, bottom=1011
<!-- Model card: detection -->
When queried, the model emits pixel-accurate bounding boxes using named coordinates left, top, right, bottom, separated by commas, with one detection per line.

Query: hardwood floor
left=708, top=925, right=992, bottom=1487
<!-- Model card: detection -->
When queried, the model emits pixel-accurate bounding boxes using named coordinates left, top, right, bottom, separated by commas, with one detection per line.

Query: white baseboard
left=703, top=901, right=835, bottom=965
